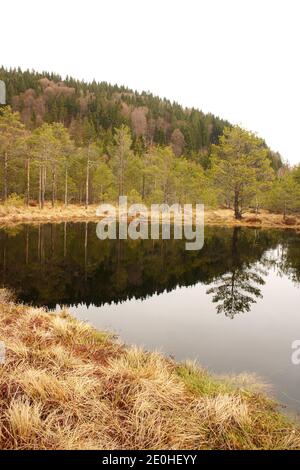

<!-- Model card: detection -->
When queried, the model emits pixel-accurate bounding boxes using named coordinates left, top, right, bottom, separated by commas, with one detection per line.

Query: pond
left=1, top=222, right=300, bottom=412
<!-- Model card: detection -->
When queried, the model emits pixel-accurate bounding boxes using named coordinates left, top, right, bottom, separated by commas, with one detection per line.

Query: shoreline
left=0, top=204, right=299, bottom=230
left=0, top=289, right=299, bottom=450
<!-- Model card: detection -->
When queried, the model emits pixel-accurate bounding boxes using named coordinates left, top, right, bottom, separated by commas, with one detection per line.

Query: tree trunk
left=41, top=166, right=45, bottom=209
left=40, top=166, right=45, bottom=209
left=26, top=158, right=30, bottom=207
left=283, top=200, right=287, bottom=220
left=234, top=191, right=242, bottom=220
left=64, top=167, right=68, bottom=206
left=51, top=168, right=56, bottom=208
left=38, top=166, right=42, bottom=209
left=255, top=196, right=259, bottom=215
left=43, top=166, right=46, bottom=208
left=85, top=156, right=90, bottom=209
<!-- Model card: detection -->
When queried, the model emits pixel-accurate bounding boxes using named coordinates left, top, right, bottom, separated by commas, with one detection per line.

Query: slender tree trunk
left=51, top=168, right=56, bottom=208
left=85, top=161, right=89, bottom=209
left=234, top=191, right=242, bottom=220
left=255, top=196, right=259, bottom=215
left=85, top=155, right=90, bottom=209
left=64, top=167, right=68, bottom=206
left=26, top=158, right=30, bottom=207
left=41, top=165, right=46, bottom=209
left=39, top=166, right=42, bottom=209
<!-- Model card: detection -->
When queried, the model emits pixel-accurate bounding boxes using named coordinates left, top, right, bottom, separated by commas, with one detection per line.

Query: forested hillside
left=0, top=67, right=232, bottom=157
left=1, top=67, right=296, bottom=217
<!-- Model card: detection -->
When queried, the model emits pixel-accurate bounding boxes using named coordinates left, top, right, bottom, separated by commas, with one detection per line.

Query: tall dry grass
left=1, top=203, right=300, bottom=230
left=0, top=202, right=100, bottom=226
left=0, top=289, right=299, bottom=450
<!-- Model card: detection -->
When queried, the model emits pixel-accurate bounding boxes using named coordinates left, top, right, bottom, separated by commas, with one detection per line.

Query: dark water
left=1, top=223, right=300, bottom=412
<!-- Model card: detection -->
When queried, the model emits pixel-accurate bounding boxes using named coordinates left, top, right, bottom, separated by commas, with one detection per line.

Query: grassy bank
left=0, top=290, right=299, bottom=450
left=0, top=203, right=299, bottom=230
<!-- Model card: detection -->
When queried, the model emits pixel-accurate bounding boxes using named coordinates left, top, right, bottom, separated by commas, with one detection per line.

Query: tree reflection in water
left=207, top=228, right=266, bottom=318
left=0, top=223, right=299, bottom=316
left=207, top=266, right=265, bottom=318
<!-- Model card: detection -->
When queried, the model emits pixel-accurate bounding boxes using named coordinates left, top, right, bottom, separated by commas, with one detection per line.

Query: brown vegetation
left=205, top=209, right=300, bottom=229
left=245, top=217, right=262, bottom=224
left=0, top=204, right=300, bottom=229
left=282, top=216, right=297, bottom=226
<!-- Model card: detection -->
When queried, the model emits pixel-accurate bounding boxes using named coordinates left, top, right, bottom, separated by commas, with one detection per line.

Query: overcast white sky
left=1, top=0, right=299, bottom=163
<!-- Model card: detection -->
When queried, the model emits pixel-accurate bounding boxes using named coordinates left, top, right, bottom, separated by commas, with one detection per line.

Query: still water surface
left=1, top=223, right=300, bottom=411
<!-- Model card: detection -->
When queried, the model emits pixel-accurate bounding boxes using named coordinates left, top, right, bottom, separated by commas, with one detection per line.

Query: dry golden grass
left=0, top=289, right=299, bottom=450
left=0, top=202, right=100, bottom=226
left=204, top=208, right=300, bottom=229
left=1, top=203, right=300, bottom=230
